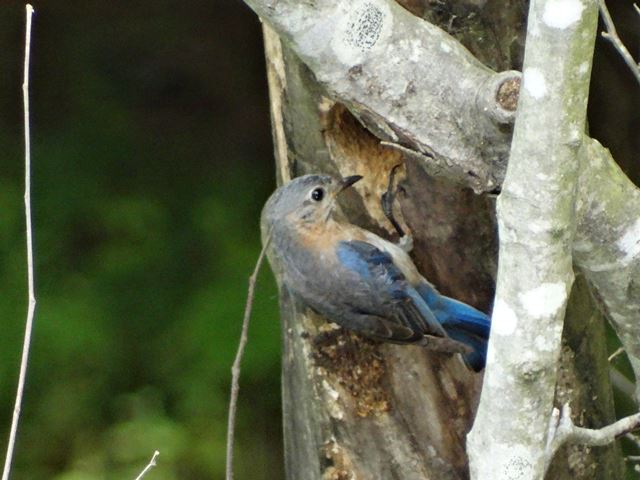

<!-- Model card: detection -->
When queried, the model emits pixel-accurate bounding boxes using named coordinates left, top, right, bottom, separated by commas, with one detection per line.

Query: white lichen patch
left=534, top=334, right=552, bottom=351
left=519, top=283, right=567, bottom=318
left=440, top=41, right=451, bottom=53
left=568, top=125, right=582, bottom=145
left=528, top=220, right=552, bottom=234
left=492, top=299, right=518, bottom=335
left=523, top=68, right=547, bottom=99
left=617, top=218, right=640, bottom=264
left=577, top=61, right=589, bottom=75
left=542, top=0, right=585, bottom=29
left=484, top=443, right=535, bottom=479
left=408, top=38, right=423, bottom=62
left=331, top=0, right=393, bottom=65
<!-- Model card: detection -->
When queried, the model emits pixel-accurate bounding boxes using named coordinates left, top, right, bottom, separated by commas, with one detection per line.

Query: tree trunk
left=258, top=1, right=625, bottom=478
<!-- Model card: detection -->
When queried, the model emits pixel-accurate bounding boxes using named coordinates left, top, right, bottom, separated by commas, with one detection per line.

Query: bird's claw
left=397, top=234, right=414, bottom=253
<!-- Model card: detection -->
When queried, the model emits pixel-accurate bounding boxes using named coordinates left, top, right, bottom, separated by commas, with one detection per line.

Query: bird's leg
left=381, top=164, right=413, bottom=253
left=381, top=164, right=404, bottom=237
left=396, top=232, right=414, bottom=254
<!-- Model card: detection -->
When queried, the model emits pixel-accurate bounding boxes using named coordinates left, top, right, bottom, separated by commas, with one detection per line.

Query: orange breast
left=295, top=219, right=367, bottom=254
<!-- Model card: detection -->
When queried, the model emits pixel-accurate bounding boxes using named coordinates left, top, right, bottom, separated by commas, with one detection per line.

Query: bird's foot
left=397, top=234, right=414, bottom=253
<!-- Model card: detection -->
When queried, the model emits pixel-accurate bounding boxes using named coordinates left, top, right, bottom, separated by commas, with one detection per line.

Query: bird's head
left=261, top=174, right=362, bottom=231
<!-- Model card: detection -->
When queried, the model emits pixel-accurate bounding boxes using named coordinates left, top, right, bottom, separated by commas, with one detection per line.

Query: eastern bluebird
left=261, top=174, right=490, bottom=371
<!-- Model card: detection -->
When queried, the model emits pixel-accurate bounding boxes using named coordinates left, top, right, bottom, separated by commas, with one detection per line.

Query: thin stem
left=598, top=0, right=640, bottom=86
left=225, top=237, right=271, bottom=480
left=133, top=451, right=160, bottom=480
left=2, top=6, right=36, bottom=480
left=545, top=403, right=640, bottom=472
left=608, top=346, right=625, bottom=362
left=625, top=432, right=640, bottom=450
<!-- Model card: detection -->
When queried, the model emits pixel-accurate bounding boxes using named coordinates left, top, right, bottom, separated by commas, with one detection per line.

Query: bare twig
left=625, top=432, right=640, bottom=450
left=2, top=6, right=36, bottom=480
left=598, top=0, right=640, bottom=86
left=133, top=450, right=159, bottom=480
left=610, top=366, right=637, bottom=400
left=545, top=403, right=640, bottom=471
left=609, top=346, right=625, bottom=362
left=225, top=237, right=271, bottom=480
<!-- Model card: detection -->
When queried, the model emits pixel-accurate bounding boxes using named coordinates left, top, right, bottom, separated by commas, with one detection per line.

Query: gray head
left=261, top=174, right=362, bottom=235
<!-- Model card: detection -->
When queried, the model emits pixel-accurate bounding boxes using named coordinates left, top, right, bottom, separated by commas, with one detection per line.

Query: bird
left=261, top=173, right=490, bottom=371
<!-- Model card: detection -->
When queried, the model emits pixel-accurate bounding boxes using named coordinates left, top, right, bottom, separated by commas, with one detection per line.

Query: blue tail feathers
left=416, top=282, right=490, bottom=371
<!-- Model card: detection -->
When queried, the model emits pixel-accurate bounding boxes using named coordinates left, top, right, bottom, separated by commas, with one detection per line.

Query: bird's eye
left=310, top=187, right=324, bottom=202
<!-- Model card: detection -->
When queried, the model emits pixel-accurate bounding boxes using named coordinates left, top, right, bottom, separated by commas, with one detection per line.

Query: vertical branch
left=225, top=238, right=271, bottom=480
left=2, top=5, right=36, bottom=480
left=467, top=0, right=598, bottom=478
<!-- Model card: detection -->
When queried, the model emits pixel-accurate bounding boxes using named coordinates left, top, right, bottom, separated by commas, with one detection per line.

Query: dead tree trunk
left=257, top=2, right=624, bottom=478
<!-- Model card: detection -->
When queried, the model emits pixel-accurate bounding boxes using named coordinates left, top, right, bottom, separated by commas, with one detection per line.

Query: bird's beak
left=337, top=175, right=363, bottom=194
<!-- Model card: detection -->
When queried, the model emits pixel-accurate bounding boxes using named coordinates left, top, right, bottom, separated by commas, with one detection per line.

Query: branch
left=2, top=6, right=36, bottom=480
left=225, top=236, right=271, bottom=480
left=243, top=0, right=519, bottom=192
left=608, top=346, right=625, bottom=362
left=574, top=138, right=640, bottom=403
left=467, top=0, right=598, bottom=478
left=545, top=404, right=640, bottom=472
left=598, top=0, right=640, bottom=86
left=610, top=366, right=637, bottom=401
left=133, top=451, right=159, bottom=480
left=625, top=432, right=640, bottom=450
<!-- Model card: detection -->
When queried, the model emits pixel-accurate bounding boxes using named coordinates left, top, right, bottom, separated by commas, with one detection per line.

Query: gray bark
left=250, top=0, right=519, bottom=193
left=467, top=1, right=599, bottom=477
left=575, top=138, right=640, bottom=402
left=256, top=1, right=627, bottom=478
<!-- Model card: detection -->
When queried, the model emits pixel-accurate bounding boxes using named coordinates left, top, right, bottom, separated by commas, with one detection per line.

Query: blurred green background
left=0, top=1, right=639, bottom=480
left=0, top=2, right=282, bottom=479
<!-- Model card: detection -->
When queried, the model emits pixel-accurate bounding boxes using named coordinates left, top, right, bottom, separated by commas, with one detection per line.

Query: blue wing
left=337, top=240, right=490, bottom=371
left=336, top=240, right=446, bottom=339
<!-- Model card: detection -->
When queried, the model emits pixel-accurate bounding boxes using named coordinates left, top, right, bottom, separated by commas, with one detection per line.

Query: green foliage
left=0, top=2, right=282, bottom=478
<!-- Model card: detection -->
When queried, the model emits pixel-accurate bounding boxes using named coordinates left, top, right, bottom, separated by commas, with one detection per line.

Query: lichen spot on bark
left=312, top=329, right=390, bottom=417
